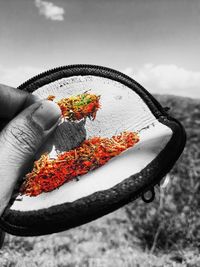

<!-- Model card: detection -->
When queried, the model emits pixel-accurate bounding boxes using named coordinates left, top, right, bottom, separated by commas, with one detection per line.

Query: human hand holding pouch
left=0, top=65, right=186, bottom=236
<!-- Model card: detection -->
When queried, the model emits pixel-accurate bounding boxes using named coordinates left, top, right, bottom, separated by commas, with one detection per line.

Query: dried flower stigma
left=20, top=131, right=139, bottom=197
left=47, top=92, right=101, bottom=121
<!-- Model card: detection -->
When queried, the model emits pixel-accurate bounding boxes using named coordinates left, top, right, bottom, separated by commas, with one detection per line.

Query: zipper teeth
left=17, top=64, right=167, bottom=117
left=18, top=64, right=120, bottom=89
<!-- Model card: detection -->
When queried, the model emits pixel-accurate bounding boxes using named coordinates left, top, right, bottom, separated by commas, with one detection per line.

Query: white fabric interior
left=11, top=75, right=172, bottom=211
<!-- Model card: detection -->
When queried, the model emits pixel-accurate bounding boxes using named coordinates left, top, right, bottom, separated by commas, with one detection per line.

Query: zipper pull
left=141, top=187, right=155, bottom=203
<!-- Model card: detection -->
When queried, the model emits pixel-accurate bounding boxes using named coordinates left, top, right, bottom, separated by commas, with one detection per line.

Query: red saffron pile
left=20, top=131, right=139, bottom=196
left=47, top=92, right=101, bottom=121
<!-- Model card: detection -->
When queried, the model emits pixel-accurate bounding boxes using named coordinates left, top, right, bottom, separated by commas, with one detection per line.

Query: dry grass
left=1, top=210, right=200, bottom=267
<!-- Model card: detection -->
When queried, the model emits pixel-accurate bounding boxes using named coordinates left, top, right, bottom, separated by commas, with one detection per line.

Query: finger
left=0, top=83, right=40, bottom=119
left=0, top=100, right=61, bottom=215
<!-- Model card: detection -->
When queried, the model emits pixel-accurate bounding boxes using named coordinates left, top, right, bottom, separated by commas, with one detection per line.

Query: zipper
left=17, top=64, right=183, bottom=204
left=18, top=64, right=169, bottom=118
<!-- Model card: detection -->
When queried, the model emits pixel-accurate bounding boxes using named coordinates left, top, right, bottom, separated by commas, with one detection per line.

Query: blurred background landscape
left=0, top=0, right=200, bottom=266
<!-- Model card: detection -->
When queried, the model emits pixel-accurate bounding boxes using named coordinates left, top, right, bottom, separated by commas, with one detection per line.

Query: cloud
left=0, top=65, right=45, bottom=87
left=123, top=64, right=200, bottom=98
left=35, top=0, right=65, bottom=21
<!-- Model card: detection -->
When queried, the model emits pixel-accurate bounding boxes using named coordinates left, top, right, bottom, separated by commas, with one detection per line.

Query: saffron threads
left=47, top=92, right=101, bottom=121
left=20, top=131, right=139, bottom=197
left=20, top=91, right=139, bottom=197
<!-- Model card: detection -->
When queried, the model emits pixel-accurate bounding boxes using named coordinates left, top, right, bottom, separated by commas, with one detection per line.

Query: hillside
left=0, top=94, right=200, bottom=267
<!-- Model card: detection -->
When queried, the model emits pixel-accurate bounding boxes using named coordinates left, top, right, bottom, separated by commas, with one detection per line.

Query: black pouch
left=0, top=65, right=186, bottom=236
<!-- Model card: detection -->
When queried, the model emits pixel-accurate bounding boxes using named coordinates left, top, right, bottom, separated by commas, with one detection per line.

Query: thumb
left=0, top=100, right=61, bottom=215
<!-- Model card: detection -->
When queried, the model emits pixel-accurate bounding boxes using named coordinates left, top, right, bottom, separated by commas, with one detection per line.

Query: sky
left=0, top=0, right=200, bottom=98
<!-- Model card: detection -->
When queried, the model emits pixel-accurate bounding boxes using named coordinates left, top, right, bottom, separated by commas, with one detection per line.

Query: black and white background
left=0, top=1, right=199, bottom=266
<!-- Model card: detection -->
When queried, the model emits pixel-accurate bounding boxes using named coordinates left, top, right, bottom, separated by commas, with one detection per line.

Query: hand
left=0, top=84, right=61, bottom=216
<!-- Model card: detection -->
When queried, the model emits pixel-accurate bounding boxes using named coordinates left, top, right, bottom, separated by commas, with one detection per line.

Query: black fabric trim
left=0, top=65, right=186, bottom=236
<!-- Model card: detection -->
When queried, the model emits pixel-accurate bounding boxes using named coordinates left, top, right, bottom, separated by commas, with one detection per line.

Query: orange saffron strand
left=47, top=92, right=101, bottom=121
left=20, top=131, right=139, bottom=197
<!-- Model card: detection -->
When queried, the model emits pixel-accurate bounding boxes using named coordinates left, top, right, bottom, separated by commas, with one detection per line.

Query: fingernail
left=32, top=100, right=61, bottom=131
